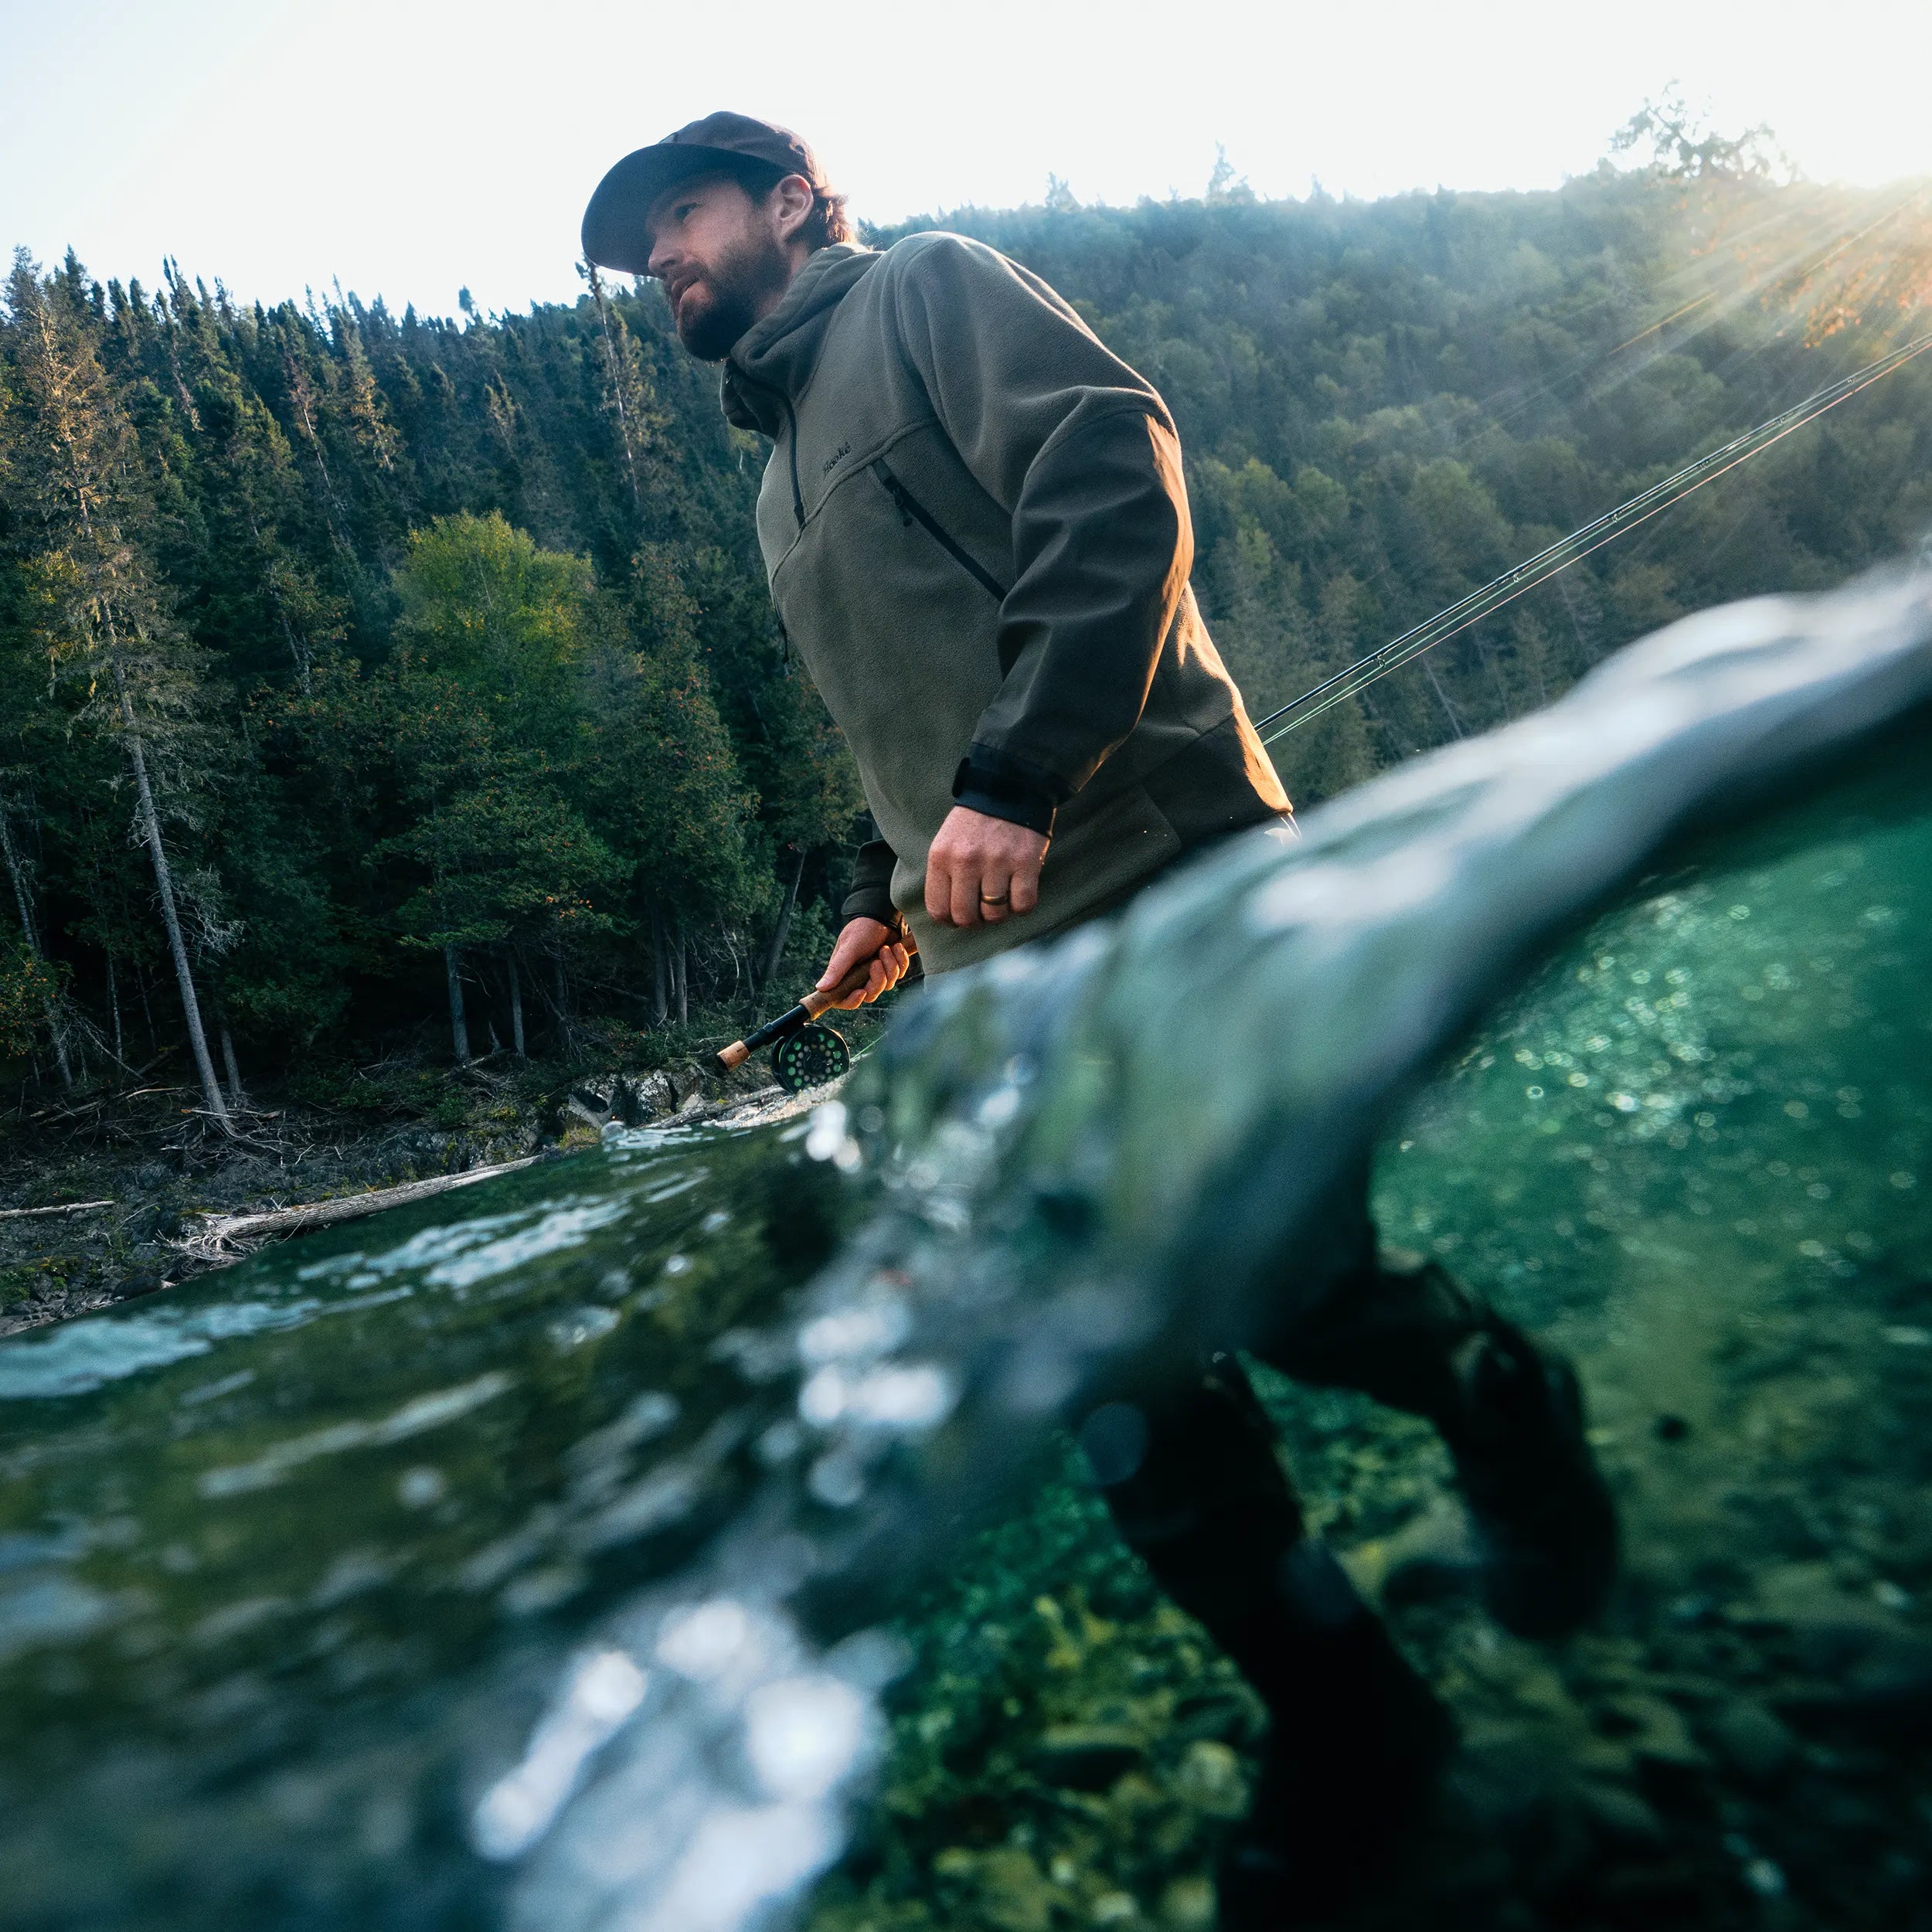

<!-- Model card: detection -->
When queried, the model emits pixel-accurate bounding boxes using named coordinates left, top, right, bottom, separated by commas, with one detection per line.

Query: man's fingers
left=817, top=936, right=866, bottom=990
left=949, top=862, right=981, bottom=930
left=826, top=942, right=911, bottom=1011
left=925, top=855, right=953, bottom=926
left=978, top=869, right=1012, bottom=923
left=828, top=964, right=876, bottom=1012
left=1009, top=853, right=1043, bottom=916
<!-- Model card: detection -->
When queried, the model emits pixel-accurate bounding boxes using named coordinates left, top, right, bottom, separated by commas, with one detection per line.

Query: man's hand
left=924, top=806, right=1049, bottom=929
left=816, top=918, right=914, bottom=1011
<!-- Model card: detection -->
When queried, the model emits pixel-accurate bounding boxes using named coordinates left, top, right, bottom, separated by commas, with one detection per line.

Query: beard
left=673, top=232, right=792, bottom=362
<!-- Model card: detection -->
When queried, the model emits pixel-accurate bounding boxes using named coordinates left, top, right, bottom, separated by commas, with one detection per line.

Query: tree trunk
left=650, top=904, right=668, bottom=1025
left=444, top=944, right=471, bottom=1062
left=506, top=951, right=526, bottom=1058
left=1422, top=658, right=1466, bottom=739
left=117, top=675, right=226, bottom=1124
left=0, top=800, right=73, bottom=1089
left=672, top=920, right=689, bottom=1025
left=218, top=1015, right=247, bottom=1110
left=547, top=950, right=579, bottom=1056
left=760, top=849, right=805, bottom=991
left=0, top=801, right=39, bottom=948
left=106, top=951, right=124, bottom=1065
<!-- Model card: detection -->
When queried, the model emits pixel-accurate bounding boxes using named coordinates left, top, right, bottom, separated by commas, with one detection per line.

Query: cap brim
left=581, top=145, right=768, bottom=274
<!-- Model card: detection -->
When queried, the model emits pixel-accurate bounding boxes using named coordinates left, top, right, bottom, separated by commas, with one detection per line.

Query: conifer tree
left=0, top=250, right=230, bottom=1122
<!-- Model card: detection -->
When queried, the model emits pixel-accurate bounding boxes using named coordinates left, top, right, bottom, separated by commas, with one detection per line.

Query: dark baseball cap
left=581, top=112, right=827, bottom=275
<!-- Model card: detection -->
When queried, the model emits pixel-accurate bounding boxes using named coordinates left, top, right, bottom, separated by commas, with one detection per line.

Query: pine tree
left=0, top=251, right=230, bottom=1122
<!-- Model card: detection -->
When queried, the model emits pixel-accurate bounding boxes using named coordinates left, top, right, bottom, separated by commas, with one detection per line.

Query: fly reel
left=770, top=1022, right=851, bottom=1093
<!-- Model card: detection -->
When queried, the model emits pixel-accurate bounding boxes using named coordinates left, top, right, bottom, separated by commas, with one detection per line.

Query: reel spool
left=770, top=1022, right=851, bottom=1094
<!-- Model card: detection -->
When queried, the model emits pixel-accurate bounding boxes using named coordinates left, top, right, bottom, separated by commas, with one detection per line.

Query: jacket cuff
left=840, top=885, right=906, bottom=932
left=952, top=750, right=1060, bottom=837
left=841, top=838, right=906, bottom=933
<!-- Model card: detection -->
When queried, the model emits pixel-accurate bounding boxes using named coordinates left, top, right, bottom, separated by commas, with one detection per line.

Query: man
left=583, top=114, right=1616, bottom=1923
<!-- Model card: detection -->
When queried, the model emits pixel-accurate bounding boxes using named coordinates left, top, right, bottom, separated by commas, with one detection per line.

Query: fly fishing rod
left=713, top=955, right=887, bottom=1090
left=1254, top=326, right=1932, bottom=744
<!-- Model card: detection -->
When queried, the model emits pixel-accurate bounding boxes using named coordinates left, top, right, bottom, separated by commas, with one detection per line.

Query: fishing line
left=1472, top=185, right=1929, bottom=445
left=1256, top=326, right=1932, bottom=745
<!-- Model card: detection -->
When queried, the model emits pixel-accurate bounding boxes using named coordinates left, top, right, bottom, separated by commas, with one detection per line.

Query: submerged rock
left=1704, top=1697, right=1800, bottom=1787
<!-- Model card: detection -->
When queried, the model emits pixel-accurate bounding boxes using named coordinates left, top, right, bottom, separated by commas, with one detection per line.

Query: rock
left=1596, top=1692, right=1709, bottom=1775
left=1704, top=1698, right=1799, bottom=1787
left=1169, top=1689, right=1261, bottom=1747
left=1032, top=1723, right=1146, bottom=1791
left=560, top=1094, right=610, bottom=1134
left=974, top=1847, right=1055, bottom=1932
left=1779, top=1631, right=1932, bottom=1742
left=1573, top=1779, right=1666, bottom=1848
left=1172, top=1739, right=1247, bottom=1818
left=1158, top=1875, right=1216, bottom=1928
left=572, top=1078, right=617, bottom=1114
left=633, top=1070, right=677, bottom=1117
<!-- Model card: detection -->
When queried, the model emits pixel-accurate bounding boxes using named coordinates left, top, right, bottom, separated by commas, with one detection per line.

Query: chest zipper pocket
left=870, top=460, right=1010, bottom=603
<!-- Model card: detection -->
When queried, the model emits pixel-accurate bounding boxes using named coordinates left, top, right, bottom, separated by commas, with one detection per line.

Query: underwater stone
left=1032, top=1723, right=1147, bottom=1791
left=1573, top=1780, right=1667, bottom=1849
left=1704, top=1699, right=1800, bottom=1787
left=1597, top=1693, right=1709, bottom=1775
left=1172, top=1739, right=1247, bottom=1819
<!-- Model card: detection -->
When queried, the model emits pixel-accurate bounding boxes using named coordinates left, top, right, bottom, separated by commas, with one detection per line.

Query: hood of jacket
left=721, top=243, right=879, bottom=434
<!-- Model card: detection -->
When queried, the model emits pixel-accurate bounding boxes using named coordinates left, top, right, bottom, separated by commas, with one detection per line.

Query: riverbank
left=0, top=1010, right=888, bottom=1338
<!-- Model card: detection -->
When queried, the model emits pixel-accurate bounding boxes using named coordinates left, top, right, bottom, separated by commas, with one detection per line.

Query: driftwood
left=160, top=1073, right=808, bottom=1270
left=0, top=1199, right=114, bottom=1220
left=172, top=1157, right=544, bottom=1264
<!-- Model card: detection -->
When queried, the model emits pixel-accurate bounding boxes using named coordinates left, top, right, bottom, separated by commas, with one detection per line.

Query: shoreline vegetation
left=0, top=1004, right=889, bottom=1336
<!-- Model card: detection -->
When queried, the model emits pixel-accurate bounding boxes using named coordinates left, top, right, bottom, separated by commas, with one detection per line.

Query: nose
left=645, top=228, right=678, bottom=282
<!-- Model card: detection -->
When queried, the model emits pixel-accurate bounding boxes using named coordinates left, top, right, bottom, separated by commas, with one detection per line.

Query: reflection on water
left=0, top=568, right=1928, bottom=1929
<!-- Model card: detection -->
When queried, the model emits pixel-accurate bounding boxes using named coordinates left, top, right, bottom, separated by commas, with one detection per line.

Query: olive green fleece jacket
left=721, top=233, right=1290, bottom=974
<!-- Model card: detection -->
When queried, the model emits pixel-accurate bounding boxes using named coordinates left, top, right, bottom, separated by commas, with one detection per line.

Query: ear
left=770, top=172, right=816, bottom=245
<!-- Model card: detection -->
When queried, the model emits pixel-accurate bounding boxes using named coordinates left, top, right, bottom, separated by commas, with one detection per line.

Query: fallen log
left=172, top=1157, right=544, bottom=1264
left=0, top=1199, right=114, bottom=1220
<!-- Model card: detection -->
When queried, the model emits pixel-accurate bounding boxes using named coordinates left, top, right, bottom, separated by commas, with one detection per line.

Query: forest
left=2, top=138, right=1929, bottom=1124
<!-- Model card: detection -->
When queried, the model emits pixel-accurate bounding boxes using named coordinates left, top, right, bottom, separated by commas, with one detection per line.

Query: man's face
left=645, top=173, right=795, bottom=362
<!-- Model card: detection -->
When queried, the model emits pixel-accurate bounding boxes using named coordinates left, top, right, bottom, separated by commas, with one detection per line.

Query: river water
left=2, top=570, right=1928, bottom=1930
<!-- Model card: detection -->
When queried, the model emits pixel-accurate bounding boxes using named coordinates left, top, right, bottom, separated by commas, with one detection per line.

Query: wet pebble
left=1597, top=1692, right=1709, bottom=1775
left=1704, top=1698, right=1799, bottom=1787
left=1172, top=1739, right=1247, bottom=1818
left=1032, top=1724, right=1145, bottom=1791
left=1157, top=1876, right=1216, bottom=1927
left=1573, top=1779, right=1667, bottom=1848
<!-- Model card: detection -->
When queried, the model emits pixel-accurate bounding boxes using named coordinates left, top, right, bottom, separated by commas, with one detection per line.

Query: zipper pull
left=873, top=460, right=915, bottom=527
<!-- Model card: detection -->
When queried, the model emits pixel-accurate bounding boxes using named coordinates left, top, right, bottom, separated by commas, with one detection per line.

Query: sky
left=3, top=0, right=1928, bottom=321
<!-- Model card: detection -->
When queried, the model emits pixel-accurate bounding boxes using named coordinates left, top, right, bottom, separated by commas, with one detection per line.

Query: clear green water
left=800, top=772, right=1932, bottom=1932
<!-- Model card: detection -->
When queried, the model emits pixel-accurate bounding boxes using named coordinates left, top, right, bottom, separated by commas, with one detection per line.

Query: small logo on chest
left=820, top=440, right=852, bottom=475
